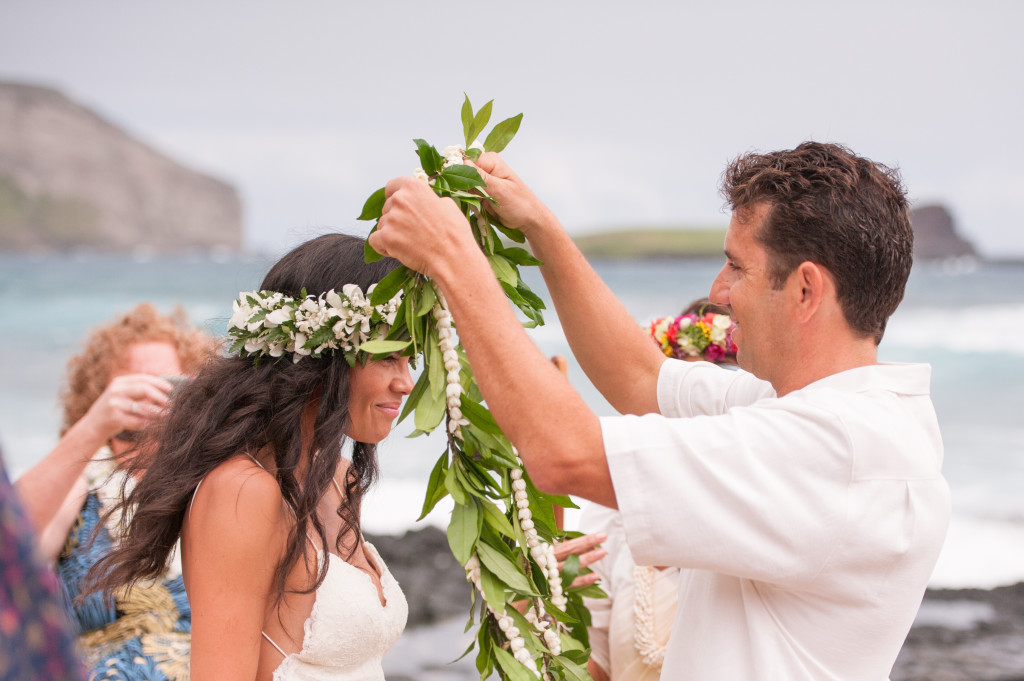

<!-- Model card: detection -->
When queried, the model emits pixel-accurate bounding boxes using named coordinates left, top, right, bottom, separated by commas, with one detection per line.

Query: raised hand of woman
left=553, top=531, right=608, bottom=588
left=80, top=373, right=175, bottom=442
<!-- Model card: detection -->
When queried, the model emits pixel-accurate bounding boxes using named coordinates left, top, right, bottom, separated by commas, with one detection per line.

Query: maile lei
left=358, top=97, right=601, bottom=681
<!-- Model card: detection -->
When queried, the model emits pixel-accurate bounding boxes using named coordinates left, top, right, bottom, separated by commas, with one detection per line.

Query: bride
left=89, top=233, right=413, bottom=680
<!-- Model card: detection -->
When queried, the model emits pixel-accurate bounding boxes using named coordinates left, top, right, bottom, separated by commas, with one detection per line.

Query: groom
left=371, top=142, right=950, bottom=679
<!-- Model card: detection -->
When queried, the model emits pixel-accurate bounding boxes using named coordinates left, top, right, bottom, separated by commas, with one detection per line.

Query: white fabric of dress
left=601, top=360, right=950, bottom=680
left=189, top=470, right=408, bottom=681
left=263, top=541, right=408, bottom=681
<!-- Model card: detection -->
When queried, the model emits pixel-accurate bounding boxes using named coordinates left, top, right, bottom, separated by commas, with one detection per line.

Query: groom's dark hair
left=720, top=141, right=912, bottom=344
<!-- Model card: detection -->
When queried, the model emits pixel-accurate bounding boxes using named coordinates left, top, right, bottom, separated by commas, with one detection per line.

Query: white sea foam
left=928, top=514, right=1024, bottom=589
left=884, top=303, right=1024, bottom=356
left=361, top=478, right=453, bottom=536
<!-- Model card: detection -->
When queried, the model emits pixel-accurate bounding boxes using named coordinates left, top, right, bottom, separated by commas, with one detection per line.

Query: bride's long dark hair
left=86, top=233, right=401, bottom=600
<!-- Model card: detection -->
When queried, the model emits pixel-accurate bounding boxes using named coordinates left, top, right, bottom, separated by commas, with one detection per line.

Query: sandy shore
left=370, top=527, right=1024, bottom=680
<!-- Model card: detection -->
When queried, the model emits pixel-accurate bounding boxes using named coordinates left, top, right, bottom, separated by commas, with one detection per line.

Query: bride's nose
left=393, top=361, right=414, bottom=395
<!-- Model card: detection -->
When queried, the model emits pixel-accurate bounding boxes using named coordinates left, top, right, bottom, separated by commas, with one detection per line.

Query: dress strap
left=188, top=479, right=203, bottom=519
left=261, top=631, right=287, bottom=659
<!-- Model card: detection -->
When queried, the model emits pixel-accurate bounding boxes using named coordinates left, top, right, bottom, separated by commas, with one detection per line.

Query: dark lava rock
left=891, top=583, right=1024, bottom=681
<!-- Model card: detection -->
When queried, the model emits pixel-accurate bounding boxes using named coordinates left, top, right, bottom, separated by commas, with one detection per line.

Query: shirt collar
left=800, top=362, right=932, bottom=396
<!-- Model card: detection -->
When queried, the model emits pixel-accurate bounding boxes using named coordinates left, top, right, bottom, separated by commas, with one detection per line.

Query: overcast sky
left=2, top=0, right=1022, bottom=256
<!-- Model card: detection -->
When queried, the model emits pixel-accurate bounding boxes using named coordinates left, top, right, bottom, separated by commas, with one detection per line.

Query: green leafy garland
left=358, top=97, right=601, bottom=681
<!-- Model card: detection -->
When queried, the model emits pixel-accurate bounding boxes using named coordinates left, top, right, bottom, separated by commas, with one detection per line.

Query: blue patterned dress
left=56, top=455, right=190, bottom=681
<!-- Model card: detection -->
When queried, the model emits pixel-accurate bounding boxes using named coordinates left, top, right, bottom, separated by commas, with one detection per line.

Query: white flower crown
left=227, top=283, right=404, bottom=365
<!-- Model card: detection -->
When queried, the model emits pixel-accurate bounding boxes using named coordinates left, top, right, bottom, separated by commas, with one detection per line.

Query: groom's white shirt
left=601, top=359, right=949, bottom=680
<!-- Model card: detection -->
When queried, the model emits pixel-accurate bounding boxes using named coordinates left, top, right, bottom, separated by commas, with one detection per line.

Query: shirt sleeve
left=657, top=358, right=775, bottom=418
left=603, top=397, right=853, bottom=587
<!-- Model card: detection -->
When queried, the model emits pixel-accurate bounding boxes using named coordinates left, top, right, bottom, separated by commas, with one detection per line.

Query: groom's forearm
left=430, top=243, right=617, bottom=508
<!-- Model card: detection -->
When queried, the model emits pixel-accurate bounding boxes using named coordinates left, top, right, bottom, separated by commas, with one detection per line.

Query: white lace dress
left=262, top=542, right=408, bottom=681
left=190, top=469, right=408, bottom=680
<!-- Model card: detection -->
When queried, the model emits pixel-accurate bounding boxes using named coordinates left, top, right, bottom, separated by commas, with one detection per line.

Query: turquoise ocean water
left=1, top=252, right=1022, bottom=589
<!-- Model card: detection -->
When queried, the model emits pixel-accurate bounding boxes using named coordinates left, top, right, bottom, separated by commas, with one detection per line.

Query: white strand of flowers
left=434, top=290, right=565, bottom=671
left=512, top=460, right=565, bottom=655
left=631, top=566, right=668, bottom=668
left=465, top=554, right=541, bottom=676
left=432, top=292, right=469, bottom=438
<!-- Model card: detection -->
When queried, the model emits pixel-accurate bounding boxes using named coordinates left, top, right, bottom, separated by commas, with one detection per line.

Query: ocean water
left=1, top=253, right=1022, bottom=589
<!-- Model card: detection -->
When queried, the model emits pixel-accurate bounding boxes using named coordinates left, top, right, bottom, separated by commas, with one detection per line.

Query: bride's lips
left=377, top=402, right=401, bottom=418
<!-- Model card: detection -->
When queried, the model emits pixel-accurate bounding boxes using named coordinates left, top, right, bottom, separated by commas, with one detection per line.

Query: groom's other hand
left=472, top=153, right=557, bottom=239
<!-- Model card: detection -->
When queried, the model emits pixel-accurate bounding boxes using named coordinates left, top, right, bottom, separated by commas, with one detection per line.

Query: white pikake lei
left=632, top=566, right=671, bottom=668
left=434, top=290, right=566, bottom=677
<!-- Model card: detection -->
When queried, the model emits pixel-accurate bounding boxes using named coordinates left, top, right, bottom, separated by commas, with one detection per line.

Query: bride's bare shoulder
left=189, top=456, right=286, bottom=541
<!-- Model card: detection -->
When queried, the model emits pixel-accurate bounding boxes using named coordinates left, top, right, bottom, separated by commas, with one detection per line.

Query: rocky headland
left=910, top=204, right=978, bottom=262
left=0, top=81, right=241, bottom=254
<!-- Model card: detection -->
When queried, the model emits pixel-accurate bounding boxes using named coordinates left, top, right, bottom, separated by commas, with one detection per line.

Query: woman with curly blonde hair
left=15, top=302, right=218, bottom=681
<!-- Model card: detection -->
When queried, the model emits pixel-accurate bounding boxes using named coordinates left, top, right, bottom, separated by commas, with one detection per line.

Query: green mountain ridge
left=572, top=227, right=728, bottom=259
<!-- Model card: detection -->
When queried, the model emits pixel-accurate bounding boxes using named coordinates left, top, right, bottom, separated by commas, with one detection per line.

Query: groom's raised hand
left=372, top=176, right=477, bottom=279
left=473, top=152, right=558, bottom=241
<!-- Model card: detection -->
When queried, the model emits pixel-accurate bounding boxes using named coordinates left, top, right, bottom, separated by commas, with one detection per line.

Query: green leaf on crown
left=499, top=246, right=543, bottom=268
left=447, top=497, right=481, bottom=564
left=478, top=563, right=506, bottom=615
left=357, top=187, right=386, bottom=221
left=467, top=99, right=493, bottom=150
left=476, top=540, right=538, bottom=596
left=364, top=224, right=383, bottom=263
left=441, top=164, right=487, bottom=191
left=480, top=498, right=516, bottom=538
left=461, top=94, right=474, bottom=146
left=397, top=369, right=428, bottom=425
left=444, top=462, right=468, bottom=505
left=426, top=334, right=445, bottom=398
left=492, top=648, right=537, bottom=681
left=483, top=113, right=523, bottom=153
left=358, top=339, right=411, bottom=356
left=554, top=655, right=592, bottom=681
left=490, top=217, right=527, bottom=244
left=369, top=265, right=409, bottom=305
left=414, top=138, right=443, bottom=176
left=488, top=253, right=519, bottom=287
left=414, top=384, right=446, bottom=433
left=459, top=398, right=502, bottom=435
left=414, top=283, right=437, bottom=316
left=418, top=451, right=450, bottom=520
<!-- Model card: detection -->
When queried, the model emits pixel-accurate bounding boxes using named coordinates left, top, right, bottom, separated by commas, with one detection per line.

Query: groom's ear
left=789, top=261, right=828, bottom=323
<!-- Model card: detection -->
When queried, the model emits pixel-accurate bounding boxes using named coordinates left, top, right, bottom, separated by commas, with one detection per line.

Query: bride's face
left=346, top=355, right=414, bottom=443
